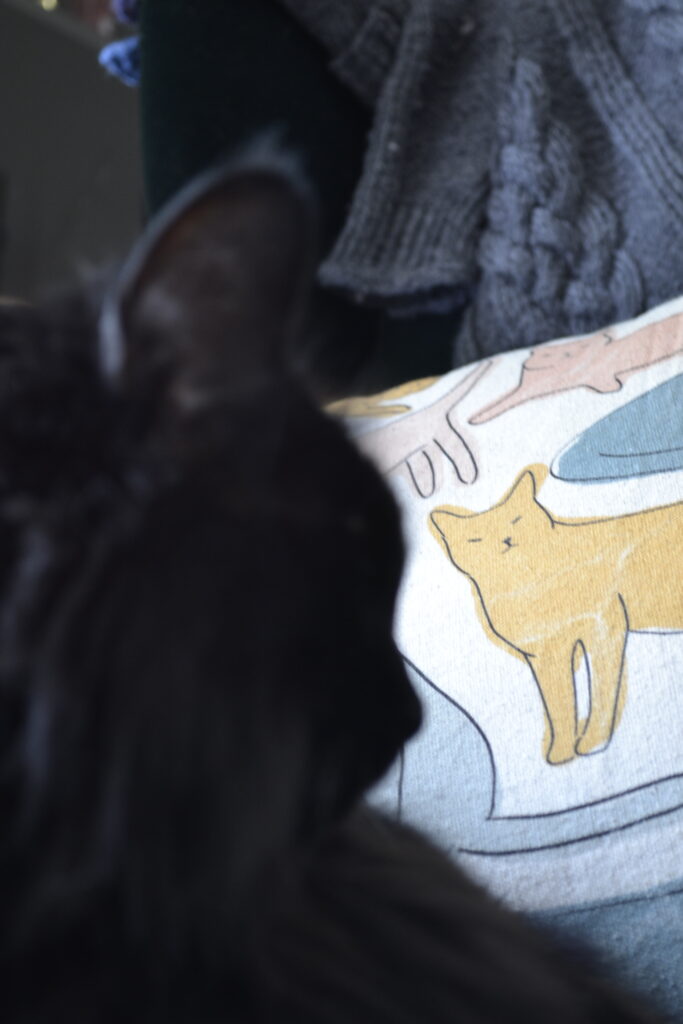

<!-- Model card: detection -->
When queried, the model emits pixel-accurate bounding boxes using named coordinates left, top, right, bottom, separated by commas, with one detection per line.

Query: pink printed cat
left=470, top=310, right=683, bottom=425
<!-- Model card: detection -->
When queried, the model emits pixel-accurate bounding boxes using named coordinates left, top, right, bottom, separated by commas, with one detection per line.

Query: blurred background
left=0, top=0, right=142, bottom=298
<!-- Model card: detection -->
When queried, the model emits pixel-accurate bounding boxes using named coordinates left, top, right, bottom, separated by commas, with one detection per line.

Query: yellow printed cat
left=430, top=469, right=683, bottom=765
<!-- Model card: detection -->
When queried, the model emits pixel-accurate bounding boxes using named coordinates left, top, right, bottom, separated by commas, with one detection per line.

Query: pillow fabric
left=337, top=295, right=683, bottom=1018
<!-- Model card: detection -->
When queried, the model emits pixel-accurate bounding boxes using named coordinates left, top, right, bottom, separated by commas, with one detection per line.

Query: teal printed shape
left=555, top=374, right=683, bottom=482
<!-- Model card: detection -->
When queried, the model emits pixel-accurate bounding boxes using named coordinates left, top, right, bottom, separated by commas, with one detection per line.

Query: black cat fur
left=0, top=148, right=658, bottom=1023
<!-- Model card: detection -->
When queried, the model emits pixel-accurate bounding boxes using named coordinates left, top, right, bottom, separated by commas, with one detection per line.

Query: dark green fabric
left=139, top=0, right=458, bottom=391
left=140, top=0, right=367, bottom=249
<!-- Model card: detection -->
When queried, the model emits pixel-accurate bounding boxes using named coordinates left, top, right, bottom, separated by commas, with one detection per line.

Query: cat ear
left=431, top=509, right=455, bottom=532
left=430, top=508, right=470, bottom=564
left=99, top=142, right=317, bottom=409
left=503, top=470, right=537, bottom=507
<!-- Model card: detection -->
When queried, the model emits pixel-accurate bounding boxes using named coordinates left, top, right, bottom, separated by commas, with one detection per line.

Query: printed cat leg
left=404, top=414, right=479, bottom=495
left=357, top=361, right=490, bottom=496
left=468, top=360, right=547, bottom=425
left=576, top=602, right=629, bottom=757
left=431, top=465, right=683, bottom=766
left=525, top=645, right=579, bottom=765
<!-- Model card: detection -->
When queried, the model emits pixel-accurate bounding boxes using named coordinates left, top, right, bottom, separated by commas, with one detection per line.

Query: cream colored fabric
left=343, top=296, right=683, bottom=1014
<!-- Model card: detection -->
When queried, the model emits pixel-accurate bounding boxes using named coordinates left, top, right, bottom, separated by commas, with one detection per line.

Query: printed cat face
left=0, top=148, right=421, bottom=946
left=430, top=471, right=552, bottom=577
left=524, top=334, right=608, bottom=372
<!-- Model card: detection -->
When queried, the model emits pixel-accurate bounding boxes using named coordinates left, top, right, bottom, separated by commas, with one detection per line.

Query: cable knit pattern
left=275, top=0, right=683, bottom=364
left=555, top=0, right=683, bottom=225
left=472, top=58, right=642, bottom=355
left=625, top=0, right=683, bottom=53
left=625, top=0, right=683, bottom=13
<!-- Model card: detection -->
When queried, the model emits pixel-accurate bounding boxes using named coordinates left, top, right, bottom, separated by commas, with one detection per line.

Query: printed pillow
left=336, top=295, right=683, bottom=1017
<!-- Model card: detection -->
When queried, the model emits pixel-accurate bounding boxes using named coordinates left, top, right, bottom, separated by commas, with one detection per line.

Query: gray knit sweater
left=278, top=0, right=683, bottom=365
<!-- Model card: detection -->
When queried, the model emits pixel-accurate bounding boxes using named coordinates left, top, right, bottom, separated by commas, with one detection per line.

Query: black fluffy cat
left=0, top=149, right=658, bottom=1023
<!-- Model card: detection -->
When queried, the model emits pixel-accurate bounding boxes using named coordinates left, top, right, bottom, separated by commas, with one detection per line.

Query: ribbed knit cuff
left=319, top=182, right=487, bottom=301
left=555, top=0, right=683, bottom=226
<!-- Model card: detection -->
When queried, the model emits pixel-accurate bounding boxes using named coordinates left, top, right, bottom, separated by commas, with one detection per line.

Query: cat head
left=523, top=332, right=622, bottom=393
left=524, top=335, right=598, bottom=371
left=0, top=146, right=421, bottom=964
left=430, top=470, right=553, bottom=577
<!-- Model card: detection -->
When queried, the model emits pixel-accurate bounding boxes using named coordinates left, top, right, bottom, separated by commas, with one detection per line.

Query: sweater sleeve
left=275, top=0, right=409, bottom=105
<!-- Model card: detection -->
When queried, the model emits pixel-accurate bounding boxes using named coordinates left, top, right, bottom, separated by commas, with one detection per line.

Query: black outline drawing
left=357, top=361, right=490, bottom=497
left=430, top=468, right=683, bottom=768
left=552, top=372, right=683, bottom=483
left=400, top=656, right=683, bottom=857
left=468, top=311, right=683, bottom=426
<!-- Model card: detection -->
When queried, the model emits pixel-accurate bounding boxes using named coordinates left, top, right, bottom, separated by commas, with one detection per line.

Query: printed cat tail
left=99, top=134, right=318, bottom=411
